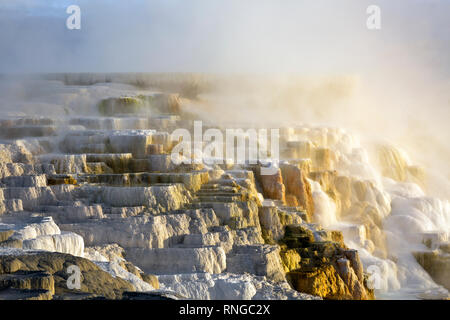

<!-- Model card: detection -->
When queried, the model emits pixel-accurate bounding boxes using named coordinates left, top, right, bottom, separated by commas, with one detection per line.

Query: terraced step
left=46, top=174, right=78, bottom=186
left=0, top=125, right=57, bottom=139
left=77, top=172, right=208, bottom=192
left=184, top=203, right=215, bottom=210
left=199, top=185, right=238, bottom=192
left=0, top=163, right=54, bottom=179
left=0, top=287, right=53, bottom=300
left=194, top=195, right=242, bottom=203
left=196, top=190, right=239, bottom=196
left=207, top=179, right=238, bottom=187
left=201, top=183, right=220, bottom=188
left=0, top=271, right=55, bottom=295
left=0, top=117, right=55, bottom=127
left=0, top=175, right=47, bottom=188
left=85, top=153, right=133, bottom=173
left=69, top=116, right=151, bottom=130
left=0, top=199, right=24, bottom=214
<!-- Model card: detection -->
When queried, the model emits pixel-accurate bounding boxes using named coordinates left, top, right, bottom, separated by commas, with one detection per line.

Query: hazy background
left=0, top=0, right=449, bottom=198
left=0, top=0, right=448, bottom=76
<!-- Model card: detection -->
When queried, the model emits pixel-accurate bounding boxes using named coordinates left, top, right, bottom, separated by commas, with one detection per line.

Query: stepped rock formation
left=0, top=75, right=448, bottom=300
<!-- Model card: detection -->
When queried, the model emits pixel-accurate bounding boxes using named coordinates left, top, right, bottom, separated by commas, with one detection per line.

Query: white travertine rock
left=0, top=199, right=23, bottom=215
left=4, top=216, right=61, bottom=240
left=210, top=201, right=260, bottom=229
left=108, top=130, right=154, bottom=158
left=0, top=143, right=33, bottom=164
left=22, top=232, right=85, bottom=257
left=183, top=231, right=234, bottom=253
left=69, top=117, right=150, bottom=131
left=110, top=206, right=145, bottom=218
left=61, top=209, right=220, bottom=249
left=159, top=272, right=254, bottom=300
left=226, top=245, right=286, bottom=282
left=1, top=185, right=75, bottom=210
left=258, top=206, right=302, bottom=241
left=40, top=205, right=105, bottom=223
left=186, top=209, right=220, bottom=234
left=2, top=187, right=55, bottom=210
left=84, top=243, right=125, bottom=262
left=1, top=175, right=47, bottom=187
left=158, top=272, right=321, bottom=300
left=62, top=133, right=109, bottom=154
left=76, top=185, right=191, bottom=211
left=126, top=247, right=227, bottom=274
left=0, top=163, right=54, bottom=179
left=211, top=202, right=241, bottom=224
left=62, top=215, right=188, bottom=248
left=181, top=226, right=264, bottom=254
left=94, top=260, right=155, bottom=292
left=158, top=273, right=217, bottom=300
left=148, top=155, right=174, bottom=172
left=231, top=227, right=265, bottom=246
left=39, top=154, right=88, bottom=174
left=0, top=216, right=85, bottom=256
left=0, top=145, right=14, bottom=164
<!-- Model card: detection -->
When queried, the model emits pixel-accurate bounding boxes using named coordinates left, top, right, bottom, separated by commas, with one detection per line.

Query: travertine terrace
left=0, top=75, right=448, bottom=300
